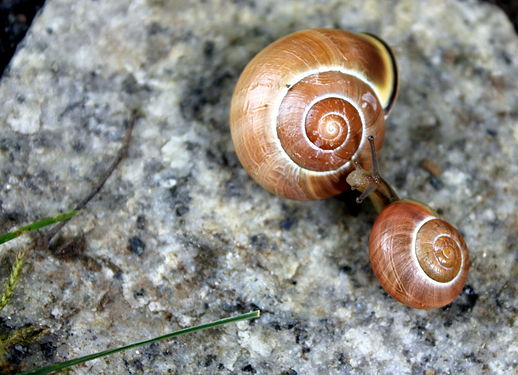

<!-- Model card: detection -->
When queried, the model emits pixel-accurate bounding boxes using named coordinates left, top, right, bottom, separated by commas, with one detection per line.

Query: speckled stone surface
left=0, top=0, right=517, bottom=374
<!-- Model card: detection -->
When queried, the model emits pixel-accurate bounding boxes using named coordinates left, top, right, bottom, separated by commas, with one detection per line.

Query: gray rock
left=0, top=0, right=516, bottom=374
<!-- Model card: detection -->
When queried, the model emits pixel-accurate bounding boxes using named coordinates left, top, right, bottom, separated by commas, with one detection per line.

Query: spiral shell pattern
left=230, top=29, right=398, bottom=200
left=369, top=200, right=469, bottom=309
left=415, top=219, right=463, bottom=282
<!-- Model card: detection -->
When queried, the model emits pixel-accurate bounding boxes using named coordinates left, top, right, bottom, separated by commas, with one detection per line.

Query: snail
left=230, top=28, right=398, bottom=200
left=346, top=136, right=470, bottom=309
left=230, top=28, right=469, bottom=309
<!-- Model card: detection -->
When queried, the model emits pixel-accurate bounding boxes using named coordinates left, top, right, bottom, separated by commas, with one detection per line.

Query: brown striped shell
left=230, top=29, right=398, bottom=200
left=369, top=200, right=470, bottom=309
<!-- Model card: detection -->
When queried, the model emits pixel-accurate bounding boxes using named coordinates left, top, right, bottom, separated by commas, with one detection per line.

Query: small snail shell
left=230, top=29, right=398, bottom=200
left=369, top=200, right=470, bottom=309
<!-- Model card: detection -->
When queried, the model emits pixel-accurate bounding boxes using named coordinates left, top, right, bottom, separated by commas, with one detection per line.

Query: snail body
left=230, top=29, right=398, bottom=200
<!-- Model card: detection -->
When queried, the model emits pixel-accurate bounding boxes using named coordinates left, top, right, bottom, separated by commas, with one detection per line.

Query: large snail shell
left=369, top=200, right=470, bottom=309
left=230, top=29, right=398, bottom=200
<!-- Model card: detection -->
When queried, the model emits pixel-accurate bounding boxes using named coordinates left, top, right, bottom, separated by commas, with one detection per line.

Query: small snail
left=346, top=137, right=470, bottom=309
left=230, top=29, right=398, bottom=200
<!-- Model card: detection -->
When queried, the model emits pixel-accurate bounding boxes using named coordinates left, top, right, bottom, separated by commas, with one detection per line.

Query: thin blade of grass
left=19, top=310, right=260, bottom=375
left=0, top=210, right=78, bottom=245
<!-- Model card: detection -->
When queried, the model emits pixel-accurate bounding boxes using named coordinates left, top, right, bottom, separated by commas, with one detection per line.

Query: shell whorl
left=369, top=200, right=469, bottom=309
left=415, top=218, right=464, bottom=283
left=230, top=29, right=398, bottom=200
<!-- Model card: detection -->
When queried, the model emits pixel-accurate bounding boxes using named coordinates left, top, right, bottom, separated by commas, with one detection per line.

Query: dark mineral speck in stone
left=280, top=217, right=295, bottom=230
left=128, top=235, right=146, bottom=256
left=175, top=203, right=189, bottom=216
left=136, top=214, right=146, bottom=230
left=203, top=40, right=215, bottom=57
left=40, top=341, right=57, bottom=360
left=242, top=364, right=256, bottom=373
left=339, top=265, right=353, bottom=273
left=132, top=358, right=144, bottom=371
left=7, top=344, right=28, bottom=365
left=204, top=354, right=216, bottom=367
left=459, top=284, right=479, bottom=312
left=250, top=233, right=268, bottom=249
left=429, top=176, right=444, bottom=190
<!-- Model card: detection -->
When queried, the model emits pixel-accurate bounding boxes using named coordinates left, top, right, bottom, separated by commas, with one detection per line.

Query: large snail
left=230, top=28, right=398, bottom=200
left=230, top=29, right=469, bottom=309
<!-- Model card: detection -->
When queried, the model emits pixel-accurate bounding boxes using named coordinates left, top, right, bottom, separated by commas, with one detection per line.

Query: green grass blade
left=19, top=310, right=260, bottom=375
left=0, top=210, right=78, bottom=245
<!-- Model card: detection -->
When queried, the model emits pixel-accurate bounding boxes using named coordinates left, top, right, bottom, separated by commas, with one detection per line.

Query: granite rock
left=0, top=0, right=516, bottom=374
